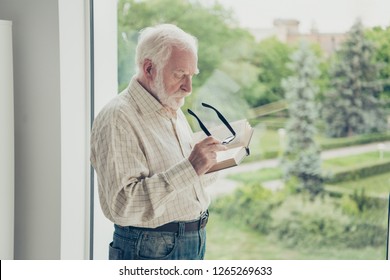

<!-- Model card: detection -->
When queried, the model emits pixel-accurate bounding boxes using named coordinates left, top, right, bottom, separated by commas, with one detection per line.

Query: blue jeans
left=109, top=224, right=207, bottom=260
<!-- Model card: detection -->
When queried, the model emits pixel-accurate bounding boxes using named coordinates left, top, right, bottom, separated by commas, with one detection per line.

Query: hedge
left=326, top=160, right=390, bottom=184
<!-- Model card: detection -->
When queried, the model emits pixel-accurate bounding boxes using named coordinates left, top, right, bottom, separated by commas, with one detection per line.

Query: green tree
left=365, top=26, right=390, bottom=105
left=321, top=20, right=386, bottom=137
left=251, top=37, right=294, bottom=106
left=117, top=0, right=254, bottom=92
left=281, top=42, right=323, bottom=200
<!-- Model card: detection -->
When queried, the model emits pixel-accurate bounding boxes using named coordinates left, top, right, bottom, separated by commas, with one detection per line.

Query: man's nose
left=181, top=75, right=192, bottom=92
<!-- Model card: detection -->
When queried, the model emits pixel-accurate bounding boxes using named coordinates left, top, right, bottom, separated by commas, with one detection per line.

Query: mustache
left=172, top=90, right=191, bottom=97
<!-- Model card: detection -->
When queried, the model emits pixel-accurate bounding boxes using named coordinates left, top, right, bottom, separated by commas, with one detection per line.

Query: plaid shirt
left=90, top=77, right=216, bottom=227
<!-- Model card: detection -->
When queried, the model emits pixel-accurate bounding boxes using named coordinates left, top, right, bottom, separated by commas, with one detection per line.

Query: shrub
left=326, top=161, right=390, bottom=184
left=340, top=194, right=360, bottom=215
left=343, top=221, right=386, bottom=248
left=211, top=182, right=284, bottom=234
left=270, top=196, right=348, bottom=247
left=212, top=183, right=388, bottom=249
left=270, top=195, right=387, bottom=249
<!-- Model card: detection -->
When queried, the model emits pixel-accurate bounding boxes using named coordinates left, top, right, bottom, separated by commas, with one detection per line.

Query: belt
left=124, top=211, right=209, bottom=233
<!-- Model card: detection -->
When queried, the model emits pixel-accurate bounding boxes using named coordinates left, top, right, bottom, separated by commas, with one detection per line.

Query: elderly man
left=90, top=24, right=226, bottom=260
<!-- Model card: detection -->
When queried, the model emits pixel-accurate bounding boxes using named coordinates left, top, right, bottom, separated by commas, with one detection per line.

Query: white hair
left=135, top=24, right=198, bottom=76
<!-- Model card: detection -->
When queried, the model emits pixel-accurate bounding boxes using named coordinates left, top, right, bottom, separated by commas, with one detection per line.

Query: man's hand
left=188, top=137, right=227, bottom=175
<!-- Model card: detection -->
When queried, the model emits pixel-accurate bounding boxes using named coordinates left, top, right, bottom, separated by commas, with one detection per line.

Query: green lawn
left=205, top=212, right=387, bottom=260
left=228, top=152, right=390, bottom=196
left=323, top=151, right=390, bottom=173
left=247, top=126, right=390, bottom=162
left=228, top=167, right=282, bottom=184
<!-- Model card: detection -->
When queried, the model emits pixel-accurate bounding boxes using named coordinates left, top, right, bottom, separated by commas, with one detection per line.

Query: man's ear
left=142, top=59, right=154, bottom=80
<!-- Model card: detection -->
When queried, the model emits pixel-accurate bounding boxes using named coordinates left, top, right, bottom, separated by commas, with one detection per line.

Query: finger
left=202, top=136, right=221, bottom=145
left=210, top=143, right=228, bottom=152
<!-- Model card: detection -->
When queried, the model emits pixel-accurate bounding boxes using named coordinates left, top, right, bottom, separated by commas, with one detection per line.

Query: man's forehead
left=167, top=48, right=198, bottom=73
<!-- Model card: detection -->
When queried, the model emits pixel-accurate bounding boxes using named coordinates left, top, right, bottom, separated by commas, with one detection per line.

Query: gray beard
left=151, top=74, right=188, bottom=111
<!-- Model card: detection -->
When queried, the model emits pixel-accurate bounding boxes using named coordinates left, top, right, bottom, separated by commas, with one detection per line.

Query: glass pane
left=117, top=0, right=390, bottom=260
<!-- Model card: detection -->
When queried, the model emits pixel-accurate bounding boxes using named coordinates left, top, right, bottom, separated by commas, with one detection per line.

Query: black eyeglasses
left=188, top=103, right=236, bottom=145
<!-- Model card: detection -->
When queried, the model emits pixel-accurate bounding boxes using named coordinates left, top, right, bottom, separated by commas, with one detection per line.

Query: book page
left=223, top=120, right=253, bottom=149
left=216, top=146, right=243, bottom=162
left=207, top=146, right=248, bottom=173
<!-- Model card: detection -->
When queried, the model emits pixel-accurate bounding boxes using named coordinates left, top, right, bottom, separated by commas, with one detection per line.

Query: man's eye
left=174, top=73, right=185, bottom=79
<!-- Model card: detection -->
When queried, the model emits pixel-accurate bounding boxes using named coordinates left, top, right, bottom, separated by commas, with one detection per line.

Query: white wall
left=0, top=0, right=62, bottom=259
left=0, top=19, right=14, bottom=260
left=0, top=0, right=90, bottom=259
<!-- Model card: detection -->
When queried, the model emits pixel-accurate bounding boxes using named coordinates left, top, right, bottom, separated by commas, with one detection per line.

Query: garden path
left=208, top=141, right=390, bottom=198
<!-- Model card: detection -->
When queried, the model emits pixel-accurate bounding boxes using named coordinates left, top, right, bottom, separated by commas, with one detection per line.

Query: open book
left=193, top=119, right=254, bottom=173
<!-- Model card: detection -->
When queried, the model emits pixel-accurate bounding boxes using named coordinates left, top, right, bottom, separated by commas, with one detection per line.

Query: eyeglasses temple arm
left=201, top=103, right=236, bottom=136
left=187, top=109, right=211, bottom=136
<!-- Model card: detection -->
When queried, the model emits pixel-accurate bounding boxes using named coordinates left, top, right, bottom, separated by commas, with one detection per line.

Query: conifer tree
left=281, top=42, right=324, bottom=200
left=322, top=19, right=386, bottom=137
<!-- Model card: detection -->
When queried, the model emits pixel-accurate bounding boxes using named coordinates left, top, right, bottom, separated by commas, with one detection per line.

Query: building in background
left=250, top=19, right=346, bottom=56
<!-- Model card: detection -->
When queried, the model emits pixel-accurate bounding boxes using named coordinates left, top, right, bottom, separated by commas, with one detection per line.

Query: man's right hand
left=188, top=136, right=227, bottom=175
